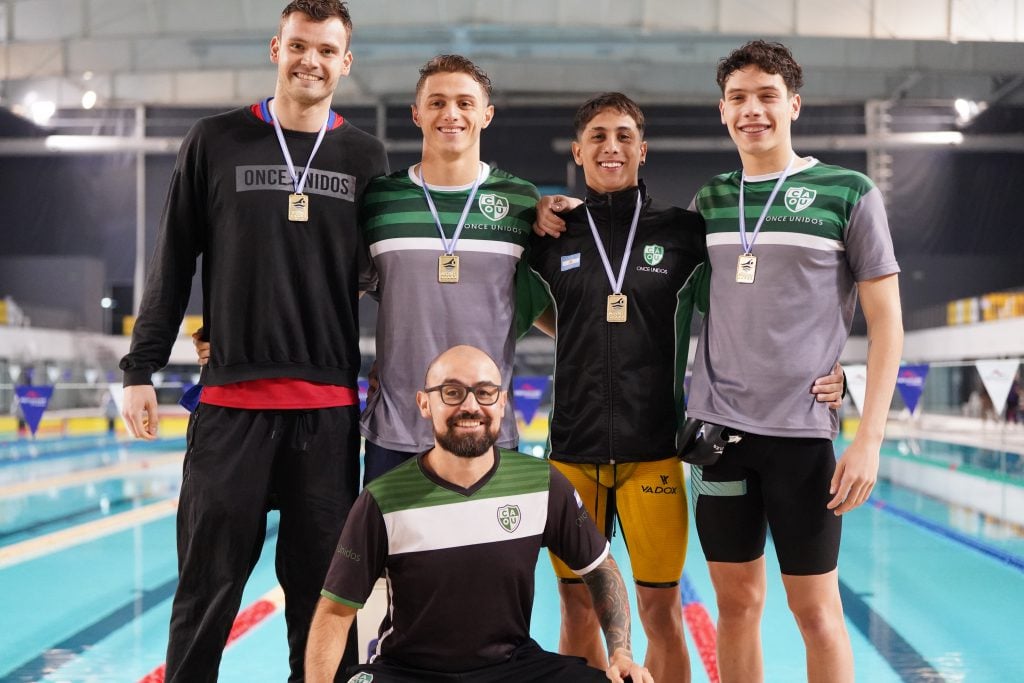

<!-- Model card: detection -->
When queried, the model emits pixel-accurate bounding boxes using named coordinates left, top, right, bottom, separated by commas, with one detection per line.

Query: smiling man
left=306, top=345, right=651, bottom=683
left=118, top=1, right=387, bottom=680
left=526, top=93, right=706, bottom=682
left=686, top=41, right=903, bottom=683
left=357, top=55, right=551, bottom=483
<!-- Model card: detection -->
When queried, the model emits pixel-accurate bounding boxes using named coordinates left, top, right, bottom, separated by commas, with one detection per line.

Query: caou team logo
left=478, top=193, right=509, bottom=221
left=497, top=504, right=521, bottom=533
left=347, top=673, right=373, bottom=683
left=643, top=244, right=664, bottom=266
left=784, top=186, right=817, bottom=213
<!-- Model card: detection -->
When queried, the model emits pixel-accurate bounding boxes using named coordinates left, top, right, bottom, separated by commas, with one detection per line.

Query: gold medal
left=438, top=254, right=460, bottom=283
left=288, top=193, right=309, bottom=222
left=606, top=294, right=628, bottom=323
left=736, top=253, right=757, bottom=284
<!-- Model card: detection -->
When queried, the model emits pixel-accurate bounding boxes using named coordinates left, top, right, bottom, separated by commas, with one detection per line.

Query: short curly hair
left=716, top=40, right=804, bottom=96
left=573, top=92, right=645, bottom=139
left=415, top=54, right=493, bottom=102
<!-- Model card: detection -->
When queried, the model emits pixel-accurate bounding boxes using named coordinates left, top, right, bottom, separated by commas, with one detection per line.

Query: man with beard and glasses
left=305, top=345, right=652, bottom=683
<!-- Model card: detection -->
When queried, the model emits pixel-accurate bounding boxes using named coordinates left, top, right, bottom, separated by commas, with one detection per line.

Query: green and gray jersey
left=689, top=158, right=899, bottom=439
left=321, top=448, right=609, bottom=672
left=359, top=165, right=549, bottom=452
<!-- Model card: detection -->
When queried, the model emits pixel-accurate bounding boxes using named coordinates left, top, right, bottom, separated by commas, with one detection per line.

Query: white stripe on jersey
left=382, top=491, right=548, bottom=555
left=575, top=542, right=611, bottom=577
left=370, top=237, right=525, bottom=258
left=706, top=231, right=845, bottom=252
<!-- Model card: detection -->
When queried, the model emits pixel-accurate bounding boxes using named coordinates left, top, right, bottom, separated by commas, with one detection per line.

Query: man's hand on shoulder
left=533, top=194, right=582, bottom=237
left=122, top=385, right=159, bottom=440
left=606, top=647, right=653, bottom=683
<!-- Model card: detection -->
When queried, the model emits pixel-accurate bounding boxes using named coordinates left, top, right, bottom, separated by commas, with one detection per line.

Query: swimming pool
left=1, top=435, right=1021, bottom=682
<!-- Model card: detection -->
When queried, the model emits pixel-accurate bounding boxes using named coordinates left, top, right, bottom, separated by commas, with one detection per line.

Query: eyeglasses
left=423, top=382, right=502, bottom=406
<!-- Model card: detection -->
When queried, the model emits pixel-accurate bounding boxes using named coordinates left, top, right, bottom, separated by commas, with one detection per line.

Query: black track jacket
left=528, top=183, right=706, bottom=464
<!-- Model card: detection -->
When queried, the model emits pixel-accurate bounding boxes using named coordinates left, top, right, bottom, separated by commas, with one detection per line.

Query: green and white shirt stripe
left=688, top=158, right=899, bottom=439
left=321, top=448, right=609, bottom=672
left=359, top=165, right=550, bottom=452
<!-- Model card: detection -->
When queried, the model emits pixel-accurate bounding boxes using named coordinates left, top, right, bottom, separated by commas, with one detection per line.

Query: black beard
left=435, top=411, right=498, bottom=458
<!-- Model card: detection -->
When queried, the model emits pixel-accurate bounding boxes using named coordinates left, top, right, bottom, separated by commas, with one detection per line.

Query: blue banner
left=358, top=379, right=370, bottom=412
left=896, top=364, right=930, bottom=415
left=15, top=385, right=54, bottom=436
left=179, top=383, right=203, bottom=412
left=512, top=376, right=550, bottom=425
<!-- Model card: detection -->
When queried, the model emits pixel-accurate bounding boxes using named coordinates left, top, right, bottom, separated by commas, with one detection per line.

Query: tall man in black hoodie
left=118, top=1, right=388, bottom=680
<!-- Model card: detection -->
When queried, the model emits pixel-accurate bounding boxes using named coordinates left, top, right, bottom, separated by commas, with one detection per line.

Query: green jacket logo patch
left=347, top=673, right=373, bottom=682
left=784, top=187, right=816, bottom=213
left=479, top=194, right=509, bottom=221
left=643, top=244, right=664, bottom=266
left=497, top=504, right=521, bottom=533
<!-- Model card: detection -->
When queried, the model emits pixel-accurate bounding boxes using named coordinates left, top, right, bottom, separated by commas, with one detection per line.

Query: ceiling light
left=954, top=98, right=987, bottom=126
left=29, top=100, right=56, bottom=126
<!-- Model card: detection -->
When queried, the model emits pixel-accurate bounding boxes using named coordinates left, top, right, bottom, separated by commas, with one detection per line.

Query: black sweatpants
left=165, top=403, right=360, bottom=682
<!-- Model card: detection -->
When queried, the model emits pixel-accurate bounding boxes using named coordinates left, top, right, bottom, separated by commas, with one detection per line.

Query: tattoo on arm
left=580, top=556, right=631, bottom=656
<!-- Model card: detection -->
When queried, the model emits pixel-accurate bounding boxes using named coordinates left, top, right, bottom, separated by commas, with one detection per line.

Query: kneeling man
left=305, top=345, right=651, bottom=683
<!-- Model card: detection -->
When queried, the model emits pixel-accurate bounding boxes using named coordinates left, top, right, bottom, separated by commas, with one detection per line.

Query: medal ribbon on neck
left=585, top=189, right=642, bottom=295
left=419, top=164, right=484, bottom=256
left=738, top=155, right=796, bottom=254
left=269, top=98, right=329, bottom=197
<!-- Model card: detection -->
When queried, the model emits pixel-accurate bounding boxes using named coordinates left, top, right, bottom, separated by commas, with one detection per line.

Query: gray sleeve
left=845, top=186, right=900, bottom=282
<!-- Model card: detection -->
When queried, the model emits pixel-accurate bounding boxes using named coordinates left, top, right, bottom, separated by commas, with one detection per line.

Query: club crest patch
left=479, top=193, right=509, bottom=221
left=784, top=186, right=817, bottom=213
left=497, top=504, right=521, bottom=533
left=643, top=244, right=664, bottom=265
left=347, top=673, right=374, bottom=682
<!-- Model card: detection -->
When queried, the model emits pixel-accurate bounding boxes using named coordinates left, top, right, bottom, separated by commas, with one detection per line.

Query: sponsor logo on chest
left=235, top=165, right=355, bottom=201
left=784, top=186, right=817, bottom=213
left=636, top=243, right=669, bottom=275
left=479, top=193, right=510, bottom=221
left=643, top=244, right=664, bottom=265
left=497, top=504, right=522, bottom=533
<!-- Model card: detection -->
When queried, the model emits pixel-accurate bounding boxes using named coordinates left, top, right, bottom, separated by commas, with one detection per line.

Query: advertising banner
left=975, top=359, right=1020, bottom=416
left=896, top=364, right=930, bottom=415
left=512, top=376, right=550, bottom=425
left=14, top=385, right=54, bottom=436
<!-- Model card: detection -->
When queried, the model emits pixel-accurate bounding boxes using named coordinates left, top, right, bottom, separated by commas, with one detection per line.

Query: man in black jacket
left=118, top=1, right=387, bottom=680
left=527, top=92, right=705, bottom=682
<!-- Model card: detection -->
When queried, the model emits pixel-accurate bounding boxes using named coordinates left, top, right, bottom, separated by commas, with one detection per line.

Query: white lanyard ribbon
left=269, top=98, right=329, bottom=195
left=419, top=164, right=483, bottom=256
left=585, top=189, right=642, bottom=294
left=738, top=155, right=796, bottom=254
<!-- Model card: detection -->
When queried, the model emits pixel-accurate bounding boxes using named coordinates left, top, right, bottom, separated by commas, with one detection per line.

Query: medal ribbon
left=585, top=189, right=642, bottom=295
left=269, top=98, right=329, bottom=195
left=738, top=155, right=796, bottom=254
left=419, top=164, right=484, bottom=256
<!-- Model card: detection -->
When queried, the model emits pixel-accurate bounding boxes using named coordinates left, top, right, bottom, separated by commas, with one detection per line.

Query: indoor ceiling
left=1, top=0, right=1023, bottom=113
